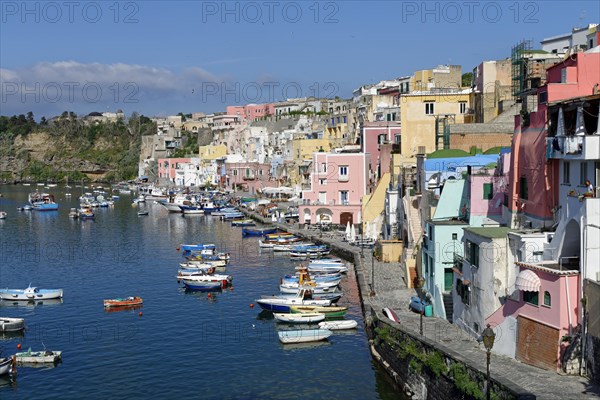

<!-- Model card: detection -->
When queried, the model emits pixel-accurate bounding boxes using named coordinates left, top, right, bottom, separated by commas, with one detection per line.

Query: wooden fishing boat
left=241, top=227, right=278, bottom=236
left=273, top=312, right=325, bottom=324
left=15, top=349, right=62, bottom=363
left=278, top=329, right=332, bottom=344
left=290, top=305, right=348, bottom=317
left=103, top=296, right=143, bottom=308
left=231, top=219, right=255, bottom=227
left=318, top=319, right=358, bottom=330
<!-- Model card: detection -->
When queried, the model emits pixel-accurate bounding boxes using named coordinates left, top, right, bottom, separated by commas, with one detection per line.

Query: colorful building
left=301, top=151, right=370, bottom=226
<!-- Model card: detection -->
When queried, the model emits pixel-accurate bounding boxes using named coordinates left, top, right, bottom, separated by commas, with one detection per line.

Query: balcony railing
left=546, top=135, right=600, bottom=160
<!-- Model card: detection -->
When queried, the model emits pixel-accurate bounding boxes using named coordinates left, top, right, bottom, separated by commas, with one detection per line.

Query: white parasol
left=345, top=221, right=351, bottom=241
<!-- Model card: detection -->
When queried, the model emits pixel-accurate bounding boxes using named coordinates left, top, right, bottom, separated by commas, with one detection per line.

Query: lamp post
left=482, top=324, right=496, bottom=400
left=418, top=277, right=425, bottom=335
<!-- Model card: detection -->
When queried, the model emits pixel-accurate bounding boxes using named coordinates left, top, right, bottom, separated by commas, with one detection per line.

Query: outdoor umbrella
left=345, top=221, right=351, bottom=241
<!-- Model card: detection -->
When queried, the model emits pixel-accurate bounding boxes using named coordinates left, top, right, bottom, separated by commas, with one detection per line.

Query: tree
left=461, top=72, right=473, bottom=88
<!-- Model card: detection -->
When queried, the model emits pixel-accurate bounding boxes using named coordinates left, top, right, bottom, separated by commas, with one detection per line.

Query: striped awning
left=515, top=269, right=541, bottom=292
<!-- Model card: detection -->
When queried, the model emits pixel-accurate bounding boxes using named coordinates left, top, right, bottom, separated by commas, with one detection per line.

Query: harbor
left=0, top=185, right=399, bottom=399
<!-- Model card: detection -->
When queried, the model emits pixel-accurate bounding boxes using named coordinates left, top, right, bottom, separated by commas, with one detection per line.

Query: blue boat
left=179, top=244, right=216, bottom=257
left=182, top=280, right=222, bottom=292
left=242, top=227, right=278, bottom=237
left=28, top=192, right=58, bottom=211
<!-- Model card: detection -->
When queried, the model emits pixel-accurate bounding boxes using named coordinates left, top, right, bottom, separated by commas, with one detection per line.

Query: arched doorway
left=315, top=208, right=333, bottom=224
left=340, top=212, right=353, bottom=226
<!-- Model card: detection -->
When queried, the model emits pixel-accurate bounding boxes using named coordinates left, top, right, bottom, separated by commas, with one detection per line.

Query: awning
left=515, top=269, right=541, bottom=292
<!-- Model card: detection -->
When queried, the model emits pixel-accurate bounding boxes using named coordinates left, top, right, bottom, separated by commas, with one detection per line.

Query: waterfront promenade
left=241, top=209, right=600, bottom=399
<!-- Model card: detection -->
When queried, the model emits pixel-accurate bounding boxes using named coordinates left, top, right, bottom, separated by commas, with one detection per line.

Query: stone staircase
left=442, top=293, right=454, bottom=323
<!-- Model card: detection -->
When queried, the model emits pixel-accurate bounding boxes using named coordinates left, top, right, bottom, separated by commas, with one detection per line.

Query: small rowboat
left=318, top=319, right=358, bottom=330
left=103, top=296, right=143, bottom=308
left=278, top=329, right=332, bottom=344
left=273, top=312, right=325, bottom=324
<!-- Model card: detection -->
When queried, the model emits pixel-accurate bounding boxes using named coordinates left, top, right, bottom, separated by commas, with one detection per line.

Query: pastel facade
left=301, top=152, right=370, bottom=225
left=226, top=103, right=274, bottom=121
left=361, top=121, right=401, bottom=180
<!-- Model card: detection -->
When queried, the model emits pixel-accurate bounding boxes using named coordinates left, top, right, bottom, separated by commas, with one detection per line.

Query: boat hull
left=15, top=350, right=62, bottom=363
left=103, top=297, right=143, bottom=308
left=273, top=313, right=325, bottom=323
left=318, top=320, right=358, bottom=330
left=0, top=288, right=63, bottom=301
left=278, top=329, right=332, bottom=343
left=0, top=317, right=25, bottom=332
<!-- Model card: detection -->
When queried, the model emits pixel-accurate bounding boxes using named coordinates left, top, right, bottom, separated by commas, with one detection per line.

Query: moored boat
left=318, top=319, right=358, bottom=330
left=273, top=312, right=325, bottom=324
left=0, top=357, right=16, bottom=376
left=15, top=349, right=62, bottom=364
left=0, top=211, right=6, bottom=219
left=182, top=280, right=222, bottom=292
left=28, top=192, right=58, bottom=211
left=278, top=329, right=332, bottom=344
left=241, top=227, right=278, bottom=236
left=0, top=286, right=63, bottom=301
left=0, top=317, right=25, bottom=332
left=290, top=306, right=348, bottom=317
left=103, top=296, right=143, bottom=308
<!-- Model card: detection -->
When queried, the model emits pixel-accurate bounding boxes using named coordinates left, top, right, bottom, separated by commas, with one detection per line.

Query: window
left=563, top=162, right=570, bottom=184
left=319, top=179, right=326, bottom=185
left=392, top=112, right=397, bottom=121
left=343, top=116, right=347, bottom=123
left=233, top=170, right=238, bottom=176
left=425, top=102, right=435, bottom=115
left=394, top=134, right=401, bottom=144
left=459, top=102, right=467, bottom=114
left=483, top=183, right=493, bottom=200
left=580, top=162, right=588, bottom=185
left=523, top=290, right=539, bottom=306
left=456, top=280, right=470, bottom=305
left=465, top=240, right=479, bottom=267
left=543, top=291, right=551, bottom=307
left=318, top=192, right=327, bottom=204
left=339, top=191, right=349, bottom=205
left=339, top=166, right=348, bottom=178
left=320, top=163, right=327, bottom=173
left=519, top=177, right=528, bottom=200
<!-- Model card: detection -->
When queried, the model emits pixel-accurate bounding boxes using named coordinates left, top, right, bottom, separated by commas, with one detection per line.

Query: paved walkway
left=241, top=210, right=600, bottom=399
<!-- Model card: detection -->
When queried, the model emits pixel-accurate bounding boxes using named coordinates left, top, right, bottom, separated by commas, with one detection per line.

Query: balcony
left=338, top=175, right=349, bottom=182
left=547, top=135, right=600, bottom=161
left=242, top=175, right=256, bottom=181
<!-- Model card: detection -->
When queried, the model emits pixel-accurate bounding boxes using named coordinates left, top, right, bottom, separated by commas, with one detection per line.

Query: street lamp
left=482, top=324, right=496, bottom=400
left=418, top=277, right=425, bottom=335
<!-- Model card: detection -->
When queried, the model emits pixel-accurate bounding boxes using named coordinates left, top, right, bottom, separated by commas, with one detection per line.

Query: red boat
left=103, top=296, right=143, bottom=308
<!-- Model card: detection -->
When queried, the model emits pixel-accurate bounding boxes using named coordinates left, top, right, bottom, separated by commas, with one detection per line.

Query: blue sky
left=1, top=1, right=598, bottom=118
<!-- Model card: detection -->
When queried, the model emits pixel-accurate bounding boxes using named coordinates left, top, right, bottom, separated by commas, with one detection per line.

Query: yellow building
left=398, top=90, right=471, bottom=163
left=199, top=144, right=227, bottom=160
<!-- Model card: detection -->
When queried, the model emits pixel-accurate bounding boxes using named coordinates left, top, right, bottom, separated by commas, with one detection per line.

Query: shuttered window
left=483, top=183, right=493, bottom=200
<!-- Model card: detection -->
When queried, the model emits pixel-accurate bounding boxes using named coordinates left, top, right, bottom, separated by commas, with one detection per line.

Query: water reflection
left=0, top=330, right=25, bottom=341
left=280, top=340, right=331, bottom=351
left=0, top=299, right=63, bottom=308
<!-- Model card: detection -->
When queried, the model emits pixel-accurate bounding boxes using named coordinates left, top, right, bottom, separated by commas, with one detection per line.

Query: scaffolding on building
left=511, top=39, right=533, bottom=99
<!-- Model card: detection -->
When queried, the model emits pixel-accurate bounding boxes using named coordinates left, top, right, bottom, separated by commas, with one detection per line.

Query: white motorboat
left=0, top=356, right=16, bottom=376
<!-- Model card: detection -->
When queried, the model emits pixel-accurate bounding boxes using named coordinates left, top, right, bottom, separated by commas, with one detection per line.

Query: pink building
left=158, top=158, right=194, bottom=182
left=226, top=103, right=274, bottom=121
left=361, top=121, right=400, bottom=180
left=301, top=152, right=371, bottom=226
left=509, top=50, right=600, bottom=228
left=225, top=161, right=277, bottom=194
left=487, top=264, right=580, bottom=371
left=467, top=153, right=510, bottom=226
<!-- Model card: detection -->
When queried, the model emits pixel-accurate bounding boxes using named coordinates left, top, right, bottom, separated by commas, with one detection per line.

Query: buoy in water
left=17, top=343, right=21, bottom=350
left=138, top=312, right=143, bottom=317
left=207, top=293, right=211, bottom=298
left=249, top=303, right=254, bottom=308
